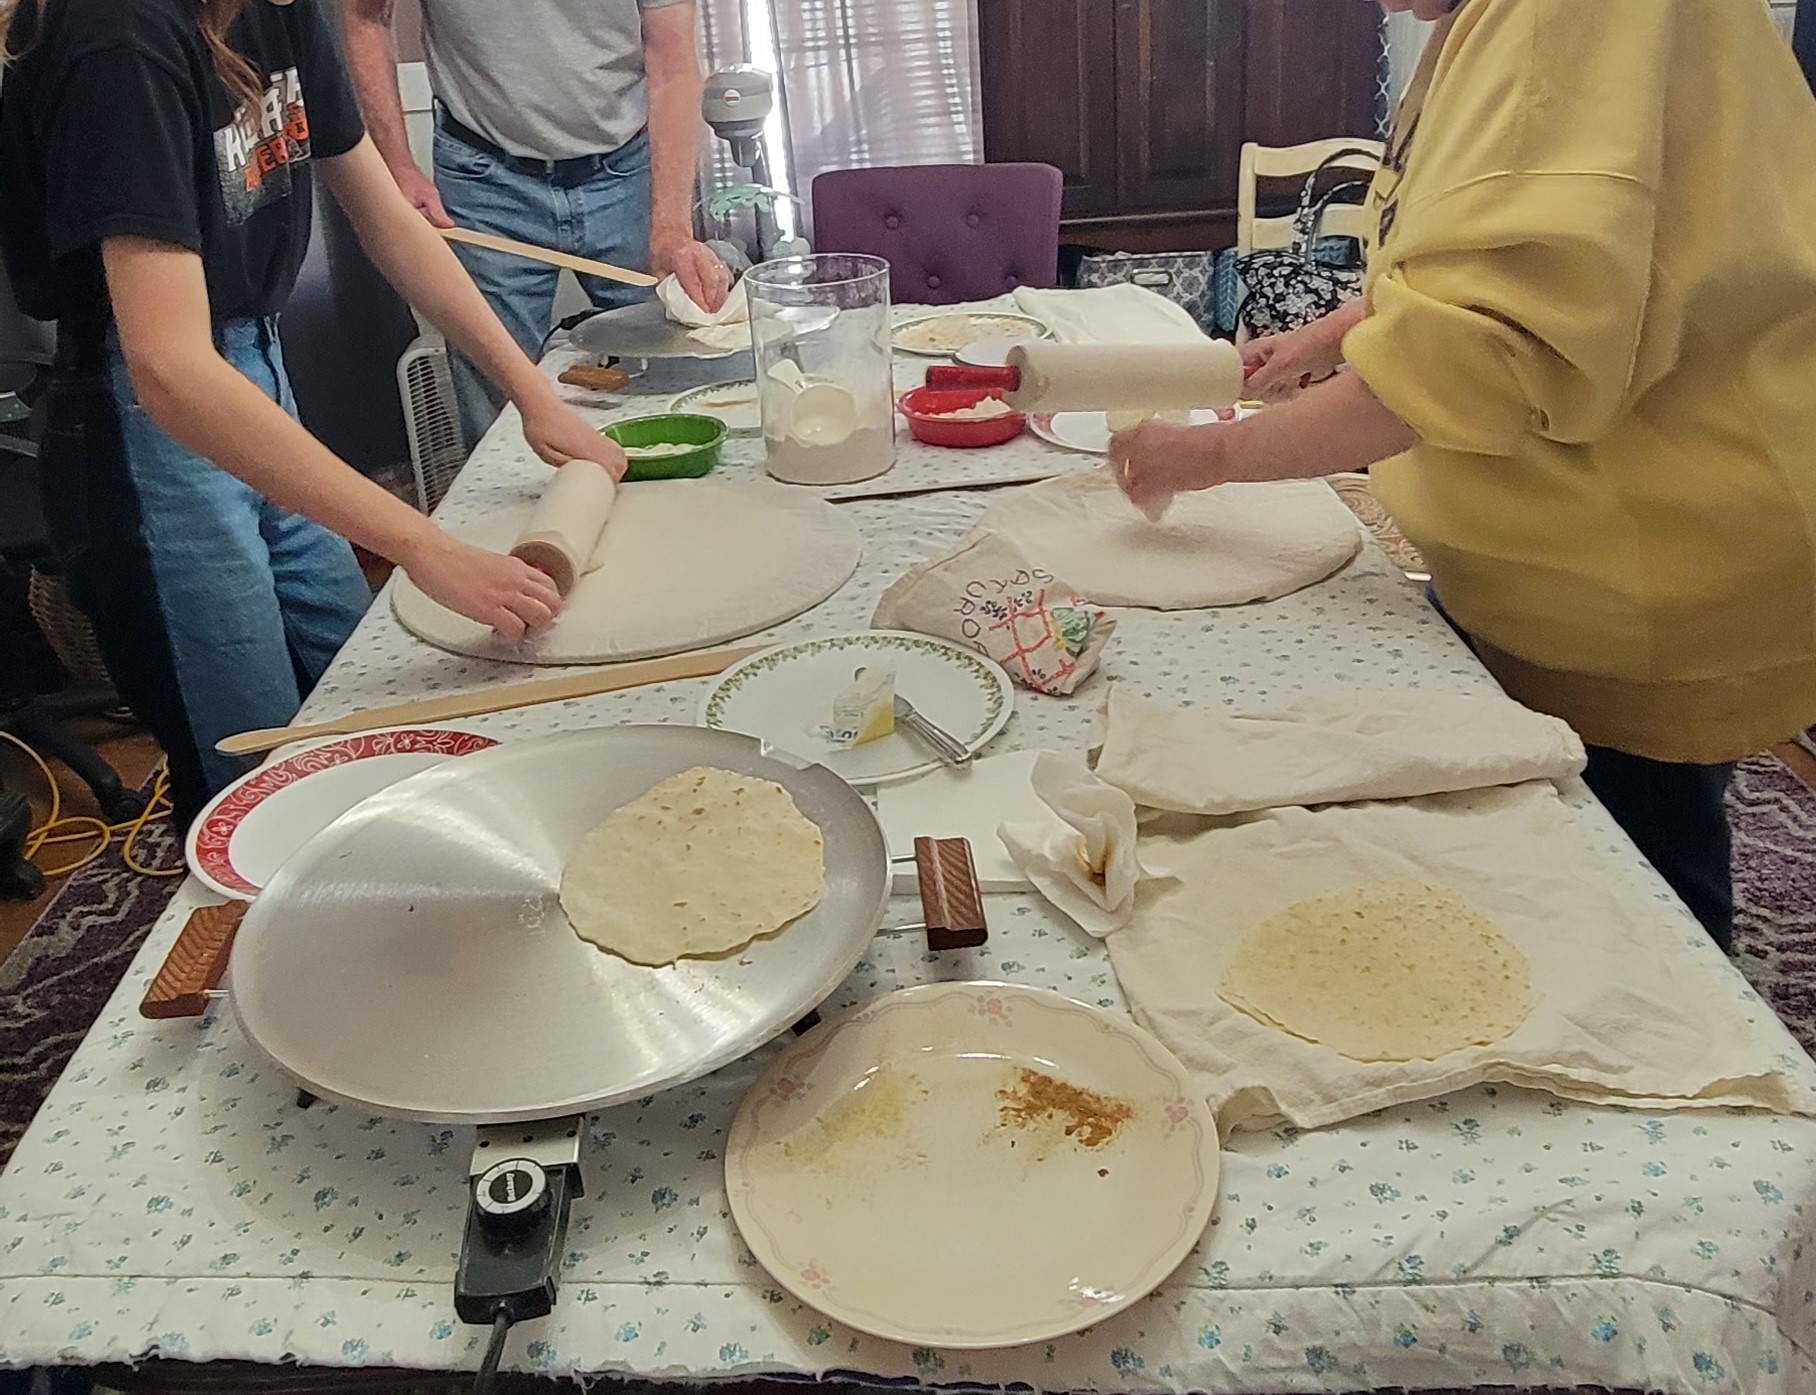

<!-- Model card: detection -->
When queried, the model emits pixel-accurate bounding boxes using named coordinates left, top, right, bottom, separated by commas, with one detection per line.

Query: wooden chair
left=1234, top=139, right=1384, bottom=346
left=1236, top=138, right=1384, bottom=257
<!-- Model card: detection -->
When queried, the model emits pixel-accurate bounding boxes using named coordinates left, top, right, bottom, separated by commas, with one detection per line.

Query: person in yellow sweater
left=1111, top=0, right=1816, bottom=951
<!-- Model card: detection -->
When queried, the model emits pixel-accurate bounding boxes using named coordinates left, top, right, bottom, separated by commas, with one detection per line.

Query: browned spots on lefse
left=996, top=1068, right=1133, bottom=1149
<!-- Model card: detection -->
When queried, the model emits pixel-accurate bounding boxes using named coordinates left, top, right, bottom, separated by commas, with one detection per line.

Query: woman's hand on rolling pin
left=402, top=527, right=563, bottom=644
left=1243, top=300, right=1367, bottom=403
left=1243, top=322, right=1344, bottom=403
left=522, top=399, right=629, bottom=482
left=1108, top=421, right=1238, bottom=517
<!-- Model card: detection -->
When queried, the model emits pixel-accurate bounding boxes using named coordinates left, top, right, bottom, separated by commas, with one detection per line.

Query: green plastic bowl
left=601, top=413, right=727, bottom=481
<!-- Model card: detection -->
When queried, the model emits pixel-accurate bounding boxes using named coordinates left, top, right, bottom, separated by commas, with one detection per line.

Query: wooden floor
left=0, top=721, right=165, bottom=966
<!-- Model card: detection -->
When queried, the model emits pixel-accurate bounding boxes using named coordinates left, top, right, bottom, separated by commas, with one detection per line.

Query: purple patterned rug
left=0, top=756, right=1811, bottom=1395
left=0, top=811, right=181, bottom=1171
left=1730, top=751, right=1816, bottom=1047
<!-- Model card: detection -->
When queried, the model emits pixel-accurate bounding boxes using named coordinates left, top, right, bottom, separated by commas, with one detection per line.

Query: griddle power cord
left=474, top=1309, right=513, bottom=1395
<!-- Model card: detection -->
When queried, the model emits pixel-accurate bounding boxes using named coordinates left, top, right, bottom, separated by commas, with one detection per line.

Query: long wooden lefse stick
left=216, top=644, right=763, bottom=757
left=439, top=226, right=658, bottom=288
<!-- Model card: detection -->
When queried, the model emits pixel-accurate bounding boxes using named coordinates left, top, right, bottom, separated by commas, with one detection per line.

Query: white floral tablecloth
left=3, top=312, right=1816, bottom=1395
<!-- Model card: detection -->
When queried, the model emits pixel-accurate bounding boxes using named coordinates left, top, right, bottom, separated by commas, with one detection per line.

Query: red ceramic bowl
left=898, top=386, right=1026, bottom=448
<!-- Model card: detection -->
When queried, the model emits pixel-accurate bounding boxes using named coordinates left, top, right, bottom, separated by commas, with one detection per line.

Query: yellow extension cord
left=0, top=729, right=181, bottom=880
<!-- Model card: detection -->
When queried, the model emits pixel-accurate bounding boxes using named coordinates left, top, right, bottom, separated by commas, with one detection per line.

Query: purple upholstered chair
left=811, top=163, right=1064, bottom=305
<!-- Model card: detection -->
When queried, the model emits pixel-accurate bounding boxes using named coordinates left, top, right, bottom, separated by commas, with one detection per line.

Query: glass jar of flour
left=744, top=254, right=895, bottom=485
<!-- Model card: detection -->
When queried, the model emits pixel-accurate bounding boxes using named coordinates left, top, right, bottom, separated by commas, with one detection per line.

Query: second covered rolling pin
left=509, top=459, right=618, bottom=597
left=1003, top=340, right=1244, bottom=415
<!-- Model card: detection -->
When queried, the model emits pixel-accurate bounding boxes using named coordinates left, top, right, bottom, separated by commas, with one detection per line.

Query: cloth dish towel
left=997, top=754, right=1141, bottom=938
left=657, top=274, right=750, bottom=351
left=1094, top=685, right=1587, bottom=815
left=871, top=530, right=1116, bottom=696
left=1054, top=691, right=1816, bottom=1131
left=1011, top=284, right=1210, bottom=345
left=1109, top=783, right=1816, bottom=1132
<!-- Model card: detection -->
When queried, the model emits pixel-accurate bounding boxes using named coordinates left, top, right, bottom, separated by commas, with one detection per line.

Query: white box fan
left=397, top=334, right=466, bottom=514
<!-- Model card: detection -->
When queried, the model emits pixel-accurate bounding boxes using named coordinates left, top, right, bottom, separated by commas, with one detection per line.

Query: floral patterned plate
left=700, top=631, right=1013, bottom=786
left=185, top=726, right=497, bottom=900
left=725, top=981, right=1221, bottom=1348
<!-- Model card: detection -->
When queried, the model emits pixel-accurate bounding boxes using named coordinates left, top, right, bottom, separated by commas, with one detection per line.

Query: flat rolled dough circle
left=393, top=478, right=861, bottom=664
left=1219, top=880, right=1537, bottom=1063
left=979, top=473, right=1361, bottom=610
left=561, top=766, right=827, bottom=966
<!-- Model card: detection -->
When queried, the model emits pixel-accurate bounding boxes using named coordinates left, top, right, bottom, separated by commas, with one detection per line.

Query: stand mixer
left=702, top=66, right=811, bottom=267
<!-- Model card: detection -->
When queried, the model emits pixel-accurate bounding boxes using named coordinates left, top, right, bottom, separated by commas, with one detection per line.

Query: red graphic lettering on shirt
left=212, top=67, right=313, bottom=221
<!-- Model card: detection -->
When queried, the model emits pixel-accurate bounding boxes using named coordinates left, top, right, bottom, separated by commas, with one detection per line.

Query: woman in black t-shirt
left=0, top=0, right=627, bottom=825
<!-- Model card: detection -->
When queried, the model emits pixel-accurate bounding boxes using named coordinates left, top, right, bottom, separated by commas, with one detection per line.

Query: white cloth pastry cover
left=1010, top=284, right=1209, bottom=345
left=394, top=478, right=860, bottom=665
left=1004, top=341, right=1244, bottom=416
left=1094, top=685, right=1588, bottom=815
left=1104, top=783, right=1816, bottom=1134
left=978, top=473, right=1362, bottom=611
left=508, top=460, right=618, bottom=597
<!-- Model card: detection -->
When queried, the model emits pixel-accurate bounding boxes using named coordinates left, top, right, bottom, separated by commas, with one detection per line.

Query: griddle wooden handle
left=141, top=902, right=247, bottom=1019
left=914, top=837, right=988, bottom=951
left=558, top=363, right=632, bottom=392
left=215, top=644, right=764, bottom=757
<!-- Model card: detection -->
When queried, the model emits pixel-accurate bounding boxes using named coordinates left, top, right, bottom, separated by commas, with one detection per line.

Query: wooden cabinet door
left=1113, top=0, right=1245, bottom=213
left=1243, top=0, right=1384, bottom=149
left=978, top=0, right=1121, bottom=218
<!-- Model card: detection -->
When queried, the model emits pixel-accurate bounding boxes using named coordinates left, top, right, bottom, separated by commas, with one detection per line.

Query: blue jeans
left=42, top=319, right=371, bottom=823
left=433, top=120, right=654, bottom=447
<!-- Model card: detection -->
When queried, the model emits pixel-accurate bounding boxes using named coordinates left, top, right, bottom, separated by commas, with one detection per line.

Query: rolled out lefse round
left=1004, top=340, right=1244, bottom=415
left=508, top=459, right=619, bottom=597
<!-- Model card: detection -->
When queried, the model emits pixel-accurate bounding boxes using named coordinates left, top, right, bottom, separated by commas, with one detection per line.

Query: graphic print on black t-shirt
left=213, top=67, right=313, bottom=225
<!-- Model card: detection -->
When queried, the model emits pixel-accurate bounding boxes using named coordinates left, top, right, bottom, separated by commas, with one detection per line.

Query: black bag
left=1076, top=250, right=1221, bottom=332
left=1235, top=148, right=1379, bottom=340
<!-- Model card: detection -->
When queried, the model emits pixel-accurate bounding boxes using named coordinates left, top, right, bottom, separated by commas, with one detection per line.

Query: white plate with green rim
left=724, top=981, right=1221, bottom=1348
left=892, top=311, right=1052, bottom=358
left=700, top=631, right=1013, bottom=786
left=670, top=380, right=763, bottom=436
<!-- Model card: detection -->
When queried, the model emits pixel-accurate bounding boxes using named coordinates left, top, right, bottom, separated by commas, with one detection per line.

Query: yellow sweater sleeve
left=1346, top=171, right=1661, bottom=457
left=1344, top=0, right=1681, bottom=458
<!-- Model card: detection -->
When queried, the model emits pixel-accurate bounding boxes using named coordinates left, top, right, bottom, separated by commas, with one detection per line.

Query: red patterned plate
left=186, top=727, right=498, bottom=900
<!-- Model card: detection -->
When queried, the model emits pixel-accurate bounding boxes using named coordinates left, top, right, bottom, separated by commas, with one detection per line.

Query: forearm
left=337, top=1, right=418, bottom=177
left=645, top=57, right=705, bottom=245
left=323, top=142, right=556, bottom=412
left=132, top=345, right=432, bottom=562
left=1224, top=368, right=1418, bottom=482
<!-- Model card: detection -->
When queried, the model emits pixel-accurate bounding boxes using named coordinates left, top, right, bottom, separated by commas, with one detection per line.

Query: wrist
left=650, top=222, right=693, bottom=254
left=382, top=508, right=444, bottom=571
left=508, top=372, right=564, bottom=420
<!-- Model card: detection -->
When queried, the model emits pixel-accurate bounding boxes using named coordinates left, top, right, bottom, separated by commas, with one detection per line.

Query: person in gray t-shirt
left=341, top=0, right=731, bottom=445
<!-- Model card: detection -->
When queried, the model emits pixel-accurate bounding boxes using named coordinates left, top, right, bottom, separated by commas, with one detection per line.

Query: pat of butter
left=827, top=662, right=896, bottom=747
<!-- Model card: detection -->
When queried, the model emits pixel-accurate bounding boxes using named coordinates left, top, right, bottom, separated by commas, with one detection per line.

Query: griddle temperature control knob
left=474, top=1157, right=551, bottom=1237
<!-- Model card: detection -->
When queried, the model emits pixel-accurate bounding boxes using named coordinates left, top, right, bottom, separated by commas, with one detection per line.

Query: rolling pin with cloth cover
left=509, top=460, right=619, bottom=598
left=928, top=341, right=1247, bottom=415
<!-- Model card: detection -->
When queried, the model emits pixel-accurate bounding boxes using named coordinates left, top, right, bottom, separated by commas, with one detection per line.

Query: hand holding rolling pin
left=522, top=399, right=629, bottom=481
left=1241, top=300, right=1367, bottom=403
left=400, top=527, right=564, bottom=645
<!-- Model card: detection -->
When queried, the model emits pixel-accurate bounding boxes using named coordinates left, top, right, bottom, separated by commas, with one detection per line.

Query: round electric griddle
left=230, top=725, right=891, bottom=1126
left=567, top=299, right=839, bottom=360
